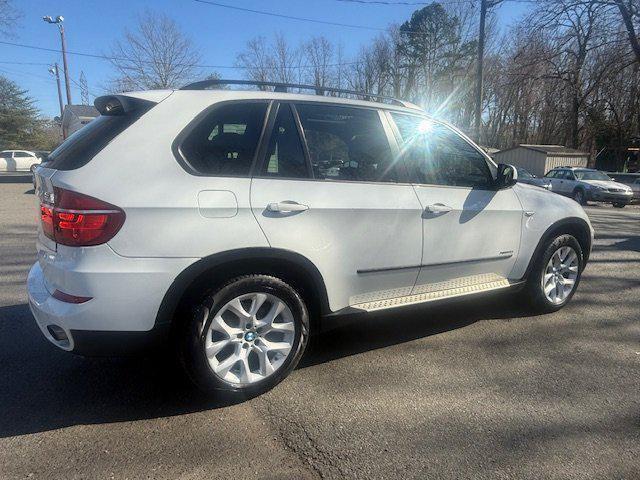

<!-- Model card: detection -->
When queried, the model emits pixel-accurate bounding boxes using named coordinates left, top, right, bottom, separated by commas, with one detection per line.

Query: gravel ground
left=0, top=181, right=638, bottom=479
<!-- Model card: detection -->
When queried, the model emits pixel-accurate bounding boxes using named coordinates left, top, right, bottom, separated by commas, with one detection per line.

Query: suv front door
left=389, top=113, right=523, bottom=290
left=250, top=102, right=424, bottom=311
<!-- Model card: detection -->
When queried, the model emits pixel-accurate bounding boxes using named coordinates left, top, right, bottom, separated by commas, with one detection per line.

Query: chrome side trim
left=357, top=253, right=513, bottom=275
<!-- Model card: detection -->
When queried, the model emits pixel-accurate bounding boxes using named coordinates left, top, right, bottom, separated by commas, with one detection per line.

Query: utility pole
left=474, top=0, right=502, bottom=144
left=49, top=63, right=64, bottom=119
left=43, top=15, right=72, bottom=106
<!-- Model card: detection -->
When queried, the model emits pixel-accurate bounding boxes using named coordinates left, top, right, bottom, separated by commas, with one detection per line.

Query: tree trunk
left=615, top=0, right=640, bottom=63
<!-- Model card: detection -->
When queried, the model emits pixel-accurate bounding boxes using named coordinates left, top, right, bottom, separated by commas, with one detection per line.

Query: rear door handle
left=425, top=203, right=453, bottom=213
left=266, top=201, right=309, bottom=213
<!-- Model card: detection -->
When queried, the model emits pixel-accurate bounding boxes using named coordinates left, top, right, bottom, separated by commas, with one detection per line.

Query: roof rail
left=179, top=79, right=422, bottom=110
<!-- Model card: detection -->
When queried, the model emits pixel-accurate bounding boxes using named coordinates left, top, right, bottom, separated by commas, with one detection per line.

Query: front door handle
left=425, top=203, right=453, bottom=213
left=266, top=201, right=309, bottom=213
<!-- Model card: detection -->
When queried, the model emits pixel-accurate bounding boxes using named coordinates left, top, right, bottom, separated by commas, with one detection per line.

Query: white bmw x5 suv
left=28, top=80, right=593, bottom=398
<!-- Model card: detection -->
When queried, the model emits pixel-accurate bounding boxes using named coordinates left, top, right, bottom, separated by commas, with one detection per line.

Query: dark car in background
left=515, top=166, right=551, bottom=190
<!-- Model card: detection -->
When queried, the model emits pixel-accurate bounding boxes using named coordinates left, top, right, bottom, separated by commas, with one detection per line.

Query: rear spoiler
left=94, top=95, right=157, bottom=116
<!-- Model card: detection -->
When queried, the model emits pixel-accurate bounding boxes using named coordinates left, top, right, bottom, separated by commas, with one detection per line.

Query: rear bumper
left=28, top=262, right=169, bottom=355
left=27, top=248, right=195, bottom=355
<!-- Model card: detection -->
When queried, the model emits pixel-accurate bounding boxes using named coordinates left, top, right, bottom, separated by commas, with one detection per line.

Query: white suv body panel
left=27, top=89, right=593, bottom=354
left=29, top=244, right=194, bottom=338
left=509, top=182, right=593, bottom=278
left=48, top=93, right=271, bottom=259
left=411, top=184, right=523, bottom=288
left=251, top=178, right=424, bottom=311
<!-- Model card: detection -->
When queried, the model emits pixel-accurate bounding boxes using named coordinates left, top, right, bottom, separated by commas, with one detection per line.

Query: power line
left=0, top=61, right=51, bottom=66
left=0, top=40, right=360, bottom=70
left=193, top=0, right=386, bottom=31
left=193, top=0, right=533, bottom=36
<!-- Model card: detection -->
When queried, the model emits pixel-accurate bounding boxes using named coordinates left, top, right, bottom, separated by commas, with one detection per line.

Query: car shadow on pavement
left=0, top=293, right=536, bottom=438
left=0, top=303, right=245, bottom=438
left=302, top=293, right=536, bottom=368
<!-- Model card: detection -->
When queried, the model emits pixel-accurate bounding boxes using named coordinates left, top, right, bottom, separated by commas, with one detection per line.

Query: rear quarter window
left=177, top=102, right=268, bottom=176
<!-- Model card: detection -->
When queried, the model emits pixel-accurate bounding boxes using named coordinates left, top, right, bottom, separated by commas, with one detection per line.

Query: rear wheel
left=523, top=234, right=584, bottom=313
left=179, top=275, right=309, bottom=398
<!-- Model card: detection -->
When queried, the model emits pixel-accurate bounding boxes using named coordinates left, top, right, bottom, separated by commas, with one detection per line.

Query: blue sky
left=0, top=0, right=532, bottom=118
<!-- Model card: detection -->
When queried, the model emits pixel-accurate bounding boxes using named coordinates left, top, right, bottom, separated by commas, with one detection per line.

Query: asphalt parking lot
left=0, top=180, right=638, bottom=479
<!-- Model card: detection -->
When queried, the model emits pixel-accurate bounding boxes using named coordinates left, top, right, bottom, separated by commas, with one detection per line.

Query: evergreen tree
left=0, top=75, right=42, bottom=149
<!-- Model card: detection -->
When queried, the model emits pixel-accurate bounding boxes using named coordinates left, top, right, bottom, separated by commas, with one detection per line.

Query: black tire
left=572, top=188, right=586, bottom=205
left=523, top=234, right=584, bottom=314
left=613, top=203, right=626, bottom=208
left=179, top=274, right=309, bottom=399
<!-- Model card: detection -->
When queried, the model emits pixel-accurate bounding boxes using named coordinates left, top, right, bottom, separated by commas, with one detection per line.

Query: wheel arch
left=154, top=248, right=330, bottom=331
left=522, top=217, right=592, bottom=280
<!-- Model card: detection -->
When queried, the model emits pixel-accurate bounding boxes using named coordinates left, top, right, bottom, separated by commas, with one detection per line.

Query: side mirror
left=495, top=163, right=518, bottom=189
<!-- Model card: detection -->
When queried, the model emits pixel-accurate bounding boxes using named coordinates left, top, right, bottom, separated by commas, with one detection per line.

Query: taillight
left=40, top=187, right=125, bottom=247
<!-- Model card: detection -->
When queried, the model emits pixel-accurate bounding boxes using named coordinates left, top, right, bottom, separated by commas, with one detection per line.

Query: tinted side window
left=296, top=104, right=399, bottom=183
left=262, top=104, right=309, bottom=179
left=545, top=171, right=557, bottom=178
left=180, top=102, right=268, bottom=176
left=0, top=152, right=12, bottom=158
left=391, top=113, right=493, bottom=188
left=14, top=152, right=33, bottom=158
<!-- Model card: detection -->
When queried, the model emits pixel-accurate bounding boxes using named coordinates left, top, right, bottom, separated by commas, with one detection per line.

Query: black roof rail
left=179, top=79, right=421, bottom=110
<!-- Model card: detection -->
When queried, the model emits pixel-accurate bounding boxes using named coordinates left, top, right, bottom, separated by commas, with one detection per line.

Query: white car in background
left=0, top=150, right=40, bottom=172
left=28, top=80, right=594, bottom=399
left=544, top=167, right=634, bottom=208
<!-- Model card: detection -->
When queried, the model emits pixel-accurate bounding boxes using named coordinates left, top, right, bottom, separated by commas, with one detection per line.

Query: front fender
left=511, top=184, right=593, bottom=280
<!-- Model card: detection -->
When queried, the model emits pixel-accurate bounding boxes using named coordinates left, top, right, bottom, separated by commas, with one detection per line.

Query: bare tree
left=108, top=10, right=201, bottom=91
left=303, top=36, right=335, bottom=93
left=0, top=0, right=21, bottom=37
left=613, top=0, right=640, bottom=62
left=236, top=36, right=274, bottom=86
left=272, top=33, right=300, bottom=84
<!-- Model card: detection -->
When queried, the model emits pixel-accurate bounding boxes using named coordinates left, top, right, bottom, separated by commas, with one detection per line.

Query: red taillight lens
left=40, top=187, right=125, bottom=247
left=40, top=204, right=54, bottom=239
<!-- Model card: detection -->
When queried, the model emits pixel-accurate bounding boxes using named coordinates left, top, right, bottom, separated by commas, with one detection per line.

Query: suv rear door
left=388, top=112, right=522, bottom=288
left=250, top=102, right=424, bottom=312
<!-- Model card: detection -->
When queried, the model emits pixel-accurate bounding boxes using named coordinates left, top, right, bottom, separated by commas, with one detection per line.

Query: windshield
left=574, top=170, right=611, bottom=181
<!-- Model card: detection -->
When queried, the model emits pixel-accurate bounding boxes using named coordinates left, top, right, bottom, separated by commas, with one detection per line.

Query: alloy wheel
left=202, top=292, right=296, bottom=385
left=542, top=246, right=579, bottom=305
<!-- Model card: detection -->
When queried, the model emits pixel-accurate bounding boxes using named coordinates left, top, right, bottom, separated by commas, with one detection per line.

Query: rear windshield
left=46, top=110, right=148, bottom=170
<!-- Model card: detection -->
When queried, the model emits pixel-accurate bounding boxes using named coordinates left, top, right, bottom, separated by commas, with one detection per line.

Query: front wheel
left=572, top=189, right=586, bottom=205
left=613, top=203, right=626, bottom=208
left=179, top=275, right=309, bottom=398
left=523, top=234, right=584, bottom=313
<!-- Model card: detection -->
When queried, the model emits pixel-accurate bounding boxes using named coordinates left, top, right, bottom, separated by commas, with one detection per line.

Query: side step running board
left=352, top=274, right=519, bottom=312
